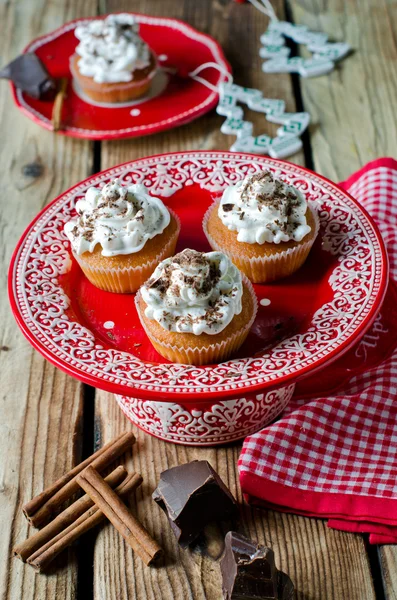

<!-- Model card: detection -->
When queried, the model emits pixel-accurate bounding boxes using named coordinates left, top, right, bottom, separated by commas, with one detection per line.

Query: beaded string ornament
left=249, top=0, right=351, bottom=77
left=189, top=63, right=310, bottom=159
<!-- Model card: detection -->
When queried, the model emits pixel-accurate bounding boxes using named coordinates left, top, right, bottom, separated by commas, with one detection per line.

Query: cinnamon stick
left=23, top=431, right=135, bottom=528
left=51, top=77, right=68, bottom=132
left=77, top=466, right=163, bottom=566
left=27, top=472, right=143, bottom=573
left=14, top=465, right=127, bottom=562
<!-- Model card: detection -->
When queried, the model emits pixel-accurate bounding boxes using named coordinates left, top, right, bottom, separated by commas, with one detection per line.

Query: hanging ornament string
left=188, top=62, right=233, bottom=93
left=244, top=0, right=351, bottom=77
left=187, top=61, right=310, bottom=160
left=247, top=0, right=278, bottom=22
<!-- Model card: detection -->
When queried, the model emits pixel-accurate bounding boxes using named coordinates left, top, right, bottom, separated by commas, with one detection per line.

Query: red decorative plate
left=9, top=152, right=388, bottom=445
left=11, top=15, right=230, bottom=140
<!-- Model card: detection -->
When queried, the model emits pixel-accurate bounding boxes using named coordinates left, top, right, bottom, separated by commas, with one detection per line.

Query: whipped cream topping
left=74, top=14, right=151, bottom=84
left=219, top=170, right=312, bottom=244
left=141, top=249, right=243, bottom=335
left=64, top=179, right=170, bottom=257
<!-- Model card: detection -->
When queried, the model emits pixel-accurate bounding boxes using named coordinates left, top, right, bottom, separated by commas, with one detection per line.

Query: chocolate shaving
left=144, top=249, right=238, bottom=330
left=69, top=180, right=149, bottom=245
left=236, top=170, right=304, bottom=235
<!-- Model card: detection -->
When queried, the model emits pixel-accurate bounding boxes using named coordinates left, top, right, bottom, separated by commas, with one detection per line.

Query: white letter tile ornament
left=259, top=45, right=291, bottom=59
left=247, top=97, right=285, bottom=114
left=309, top=42, right=351, bottom=62
left=217, top=93, right=238, bottom=116
left=217, top=80, right=309, bottom=159
left=260, top=31, right=285, bottom=45
left=221, top=117, right=253, bottom=138
left=260, top=19, right=351, bottom=77
left=269, top=134, right=303, bottom=159
left=277, top=112, right=310, bottom=136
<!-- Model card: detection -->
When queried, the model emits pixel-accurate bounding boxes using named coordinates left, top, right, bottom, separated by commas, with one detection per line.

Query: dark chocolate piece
left=220, top=532, right=294, bottom=600
left=0, top=53, right=56, bottom=99
left=152, top=460, right=238, bottom=547
left=277, top=571, right=294, bottom=600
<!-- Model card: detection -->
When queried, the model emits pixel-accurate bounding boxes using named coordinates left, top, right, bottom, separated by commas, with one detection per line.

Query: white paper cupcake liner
left=202, top=201, right=320, bottom=283
left=73, top=210, right=180, bottom=294
left=135, top=276, right=258, bottom=365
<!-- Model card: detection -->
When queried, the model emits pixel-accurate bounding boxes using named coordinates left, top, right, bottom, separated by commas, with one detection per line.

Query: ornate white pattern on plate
left=115, top=384, right=295, bottom=445
left=12, top=153, right=383, bottom=396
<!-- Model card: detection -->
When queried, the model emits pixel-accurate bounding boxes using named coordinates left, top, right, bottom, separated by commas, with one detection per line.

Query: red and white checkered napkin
left=239, top=158, right=397, bottom=544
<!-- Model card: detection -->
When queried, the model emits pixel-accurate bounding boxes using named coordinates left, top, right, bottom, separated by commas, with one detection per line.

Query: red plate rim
left=8, top=151, right=389, bottom=401
left=11, top=13, right=231, bottom=140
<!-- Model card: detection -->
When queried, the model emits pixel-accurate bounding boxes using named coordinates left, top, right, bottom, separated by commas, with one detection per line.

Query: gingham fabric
left=239, top=158, right=397, bottom=544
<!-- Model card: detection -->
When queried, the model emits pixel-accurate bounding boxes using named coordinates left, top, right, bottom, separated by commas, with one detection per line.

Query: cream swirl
left=219, top=170, right=311, bottom=244
left=74, top=14, right=151, bottom=84
left=64, top=179, right=170, bottom=257
left=141, top=249, right=243, bottom=335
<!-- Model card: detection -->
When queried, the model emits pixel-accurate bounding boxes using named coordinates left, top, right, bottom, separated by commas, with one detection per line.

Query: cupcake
left=203, top=170, right=319, bottom=283
left=70, top=14, right=157, bottom=103
left=135, top=249, right=258, bottom=365
left=64, top=179, right=180, bottom=293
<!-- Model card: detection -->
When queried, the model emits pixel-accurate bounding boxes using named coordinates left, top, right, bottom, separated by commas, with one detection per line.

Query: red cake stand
left=9, top=152, right=388, bottom=445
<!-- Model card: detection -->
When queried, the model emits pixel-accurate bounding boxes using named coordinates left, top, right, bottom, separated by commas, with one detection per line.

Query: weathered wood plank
left=289, top=1, right=397, bottom=596
left=0, top=0, right=96, bottom=598
left=288, top=0, right=397, bottom=181
left=95, top=1, right=376, bottom=599
left=380, top=546, right=397, bottom=600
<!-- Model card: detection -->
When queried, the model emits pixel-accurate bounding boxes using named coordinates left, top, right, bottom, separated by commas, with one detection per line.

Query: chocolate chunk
left=0, top=53, right=56, bottom=99
left=220, top=532, right=294, bottom=600
left=277, top=571, right=294, bottom=600
left=152, top=461, right=238, bottom=547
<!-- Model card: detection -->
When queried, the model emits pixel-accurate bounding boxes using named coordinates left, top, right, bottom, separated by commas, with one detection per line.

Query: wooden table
left=1, top=1, right=396, bottom=598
